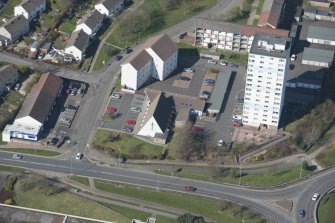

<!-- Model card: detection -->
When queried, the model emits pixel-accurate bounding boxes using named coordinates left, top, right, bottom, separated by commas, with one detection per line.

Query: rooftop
left=66, top=30, right=90, bottom=51
left=78, top=9, right=104, bottom=30
left=97, top=0, right=121, bottom=9
left=307, top=25, right=335, bottom=41
left=2, top=15, right=29, bottom=35
left=17, top=0, right=45, bottom=13
left=249, top=33, right=291, bottom=58
left=0, top=65, right=18, bottom=86
left=302, top=47, right=334, bottom=63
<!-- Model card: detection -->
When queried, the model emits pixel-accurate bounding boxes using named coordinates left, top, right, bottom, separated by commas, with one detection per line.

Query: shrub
left=3, top=176, right=17, bottom=192
left=4, top=199, right=13, bottom=205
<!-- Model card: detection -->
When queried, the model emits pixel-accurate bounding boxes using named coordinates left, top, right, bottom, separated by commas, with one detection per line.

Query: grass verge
left=218, top=50, right=248, bottom=64
left=0, top=0, right=21, bottom=18
left=93, top=44, right=121, bottom=71
left=0, top=164, right=24, bottom=173
left=0, top=148, right=61, bottom=157
left=317, top=192, right=335, bottom=223
left=68, top=175, right=90, bottom=186
left=315, top=142, right=335, bottom=168
left=307, top=124, right=335, bottom=155
left=256, top=0, right=265, bottom=15
left=94, top=179, right=269, bottom=223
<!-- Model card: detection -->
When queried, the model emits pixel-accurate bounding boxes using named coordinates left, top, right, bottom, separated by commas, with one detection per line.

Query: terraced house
left=65, top=30, right=90, bottom=61
left=0, top=15, right=29, bottom=45
left=75, top=10, right=104, bottom=36
left=95, top=0, right=124, bottom=17
left=14, top=0, right=46, bottom=21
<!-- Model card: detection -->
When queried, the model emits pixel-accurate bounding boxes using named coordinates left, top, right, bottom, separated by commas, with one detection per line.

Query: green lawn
left=93, top=44, right=121, bottom=71
left=14, top=178, right=130, bottom=223
left=0, top=132, right=6, bottom=145
left=94, top=179, right=269, bottom=223
left=58, top=17, right=77, bottom=34
left=0, top=0, right=21, bottom=18
left=93, top=129, right=163, bottom=159
left=0, top=148, right=60, bottom=157
left=218, top=50, right=248, bottom=64
left=307, top=124, right=335, bottom=155
left=101, top=203, right=152, bottom=221
left=256, top=0, right=265, bottom=15
left=253, top=18, right=259, bottom=26
left=315, top=142, right=335, bottom=168
left=68, top=175, right=90, bottom=186
left=318, top=192, right=335, bottom=223
left=0, top=164, right=24, bottom=173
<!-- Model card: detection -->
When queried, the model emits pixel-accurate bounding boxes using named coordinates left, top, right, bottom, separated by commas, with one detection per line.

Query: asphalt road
left=1, top=151, right=334, bottom=223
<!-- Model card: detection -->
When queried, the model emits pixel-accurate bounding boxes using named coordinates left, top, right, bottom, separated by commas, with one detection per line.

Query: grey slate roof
left=66, top=30, right=90, bottom=51
left=302, top=47, right=334, bottom=63
left=3, top=15, right=29, bottom=35
left=16, top=73, right=63, bottom=124
left=0, top=65, right=18, bottom=86
left=307, top=25, right=335, bottom=41
left=19, top=0, right=45, bottom=13
left=208, top=71, right=232, bottom=113
left=142, top=92, right=172, bottom=133
left=99, top=0, right=121, bottom=9
left=78, top=10, right=104, bottom=30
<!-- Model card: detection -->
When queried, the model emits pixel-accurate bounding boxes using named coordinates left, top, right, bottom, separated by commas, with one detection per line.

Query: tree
left=302, top=160, right=309, bottom=170
left=177, top=213, right=206, bottom=223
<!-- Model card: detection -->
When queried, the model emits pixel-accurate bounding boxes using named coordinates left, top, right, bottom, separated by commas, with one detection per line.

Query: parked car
left=75, top=153, right=83, bottom=160
left=106, top=106, right=117, bottom=113
left=65, top=88, right=72, bottom=94
left=207, top=60, right=217, bottom=65
left=115, top=55, right=122, bottom=61
left=184, top=186, right=197, bottom=192
left=204, top=79, right=215, bottom=86
left=111, top=93, right=121, bottom=99
left=299, top=208, right=305, bottom=217
left=130, top=107, right=141, bottom=113
left=229, top=63, right=238, bottom=68
left=127, top=120, right=136, bottom=125
left=48, top=48, right=55, bottom=55
left=184, top=67, right=194, bottom=73
left=37, top=52, right=45, bottom=59
left=220, top=61, right=228, bottom=66
left=291, top=54, right=297, bottom=61
left=14, top=83, right=22, bottom=91
left=13, top=154, right=23, bottom=159
left=60, top=117, right=71, bottom=124
left=289, top=64, right=295, bottom=70
left=65, top=104, right=77, bottom=110
left=312, top=193, right=320, bottom=201
left=124, top=47, right=132, bottom=54
left=179, top=76, right=191, bottom=81
left=50, top=137, right=59, bottom=145
left=217, top=140, right=224, bottom=147
left=122, top=127, right=133, bottom=133
left=200, top=91, right=211, bottom=99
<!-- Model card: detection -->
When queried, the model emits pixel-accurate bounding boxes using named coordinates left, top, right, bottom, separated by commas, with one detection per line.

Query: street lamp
left=118, top=147, right=121, bottom=167
left=156, top=169, right=160, bottom=192
left=238, top=164, right=242, bottom=186
left=300, top=159, right=304, bottom=179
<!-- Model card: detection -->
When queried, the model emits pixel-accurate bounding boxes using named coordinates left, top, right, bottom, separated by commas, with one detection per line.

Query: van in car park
left=111, top=93, right=121, bottom=99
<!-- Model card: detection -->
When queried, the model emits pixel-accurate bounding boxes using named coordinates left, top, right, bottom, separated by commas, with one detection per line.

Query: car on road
left=200, top=91, right=211, bottom=99
left=207, top=60, right=217, bottom=65
left=217, top=140, right=224, bottom=147
left=127, top=120, right=136, bottom=125
left=106, top=106, right=117, bottom=113
left=179, top=76, right=191, bottom=81
left=299, top=208, right=305, bottom=217
left=13, top=154, right=23, bottom=159
left=220, top=61, right=228, bottom=66
left=312, top=193, right=320, bottom=201
left=184, top=186, right=197, bottom=192
left=291, top=54, right=296, bottom=61
left=75, top=153, right=83, bottom=160
left=60, top=117, right=71, bottom=124
left=111, top=93, right=121, bottom=99
left=115, top=55, right=122, bottom=61
left=122, top=127, right=133, bottom=133
left=130, top=107, right=141, bottom=113
left=184, top=67, right=194, bottom=73
left=204, top=79, right=215, bottom=86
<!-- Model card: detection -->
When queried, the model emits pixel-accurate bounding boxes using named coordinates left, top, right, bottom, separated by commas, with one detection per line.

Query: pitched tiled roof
left=65, top=30, right=90, bottom=51
left=3, top=15, right=29, bottom=35
left=16, top=73, right=63, bottom=124
left=78, top=10, right=104, bottom=29
left=19, top=0, right=45, bottom=13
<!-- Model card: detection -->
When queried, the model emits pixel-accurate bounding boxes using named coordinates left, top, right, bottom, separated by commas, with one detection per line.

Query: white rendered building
left=242, top=33, right=291, bottom=129
left=14, top=0, right=46, bottom=21
left=65, top=30, right=90, bottom=61
left=75, top=10, right=104, bottom=36
left=0, top=15, right=29, bottom=44
left=95, top=0, right=124, bottom=17
left=121, top=34, right=178, bottom=91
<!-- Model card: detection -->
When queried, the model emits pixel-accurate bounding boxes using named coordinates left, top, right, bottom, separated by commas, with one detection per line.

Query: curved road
left=0, top=151, right=333, bottom=223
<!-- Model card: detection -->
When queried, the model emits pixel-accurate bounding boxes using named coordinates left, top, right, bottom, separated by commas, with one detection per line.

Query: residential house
left=2, top=73, right=63, bottom=142
left=75, top=10, right=104, bottom=36
left=65, top=30, right=90, bottom=61
left=137, top=92, right=173, bottom=143
left=95, top=0, right=124, bottom=17
left=14, top=0, right=46, bottom=21
left=0, top=65, right=19, bottom=95
left=0, top=15, right=29, bottom=45
left=121, top=34, right=178, bottom=91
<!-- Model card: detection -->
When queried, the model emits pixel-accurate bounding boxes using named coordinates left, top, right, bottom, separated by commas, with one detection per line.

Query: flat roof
left=302, top=47, right=334, bottom=63
left=307, top=25, right=335, bottom=41
left=208, top=71, right=232, bottom=113
left=250, top=33, right=291, bottom=58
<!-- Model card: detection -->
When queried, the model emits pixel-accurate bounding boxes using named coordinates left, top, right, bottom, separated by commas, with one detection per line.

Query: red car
left=127, top=120, right=136, bottom=125
left=66, top=88, right=72, bottom=94
left=106, top=106, right=116, bottom=113
left=192, top=125, right=204, bottom=133
left=184, top=186, right=197, bottom=192
left=231, top=122, right=242, bottom=127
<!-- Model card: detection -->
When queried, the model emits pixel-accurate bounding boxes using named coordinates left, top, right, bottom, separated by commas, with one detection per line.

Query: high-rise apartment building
left=242, top=33, right=291, bottom=129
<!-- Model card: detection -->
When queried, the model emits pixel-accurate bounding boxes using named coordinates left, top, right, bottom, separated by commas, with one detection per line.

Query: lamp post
left=238, top=164, right=242, bottom=186
left=156, top=169, right=160, bottom=192
left=300, top=159, right=304, bottom=179
left=118, top=147, right=121, bottom=167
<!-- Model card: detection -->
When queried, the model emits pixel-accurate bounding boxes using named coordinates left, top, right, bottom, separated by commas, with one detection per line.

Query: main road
left=0, top=151, right=332, bottom=223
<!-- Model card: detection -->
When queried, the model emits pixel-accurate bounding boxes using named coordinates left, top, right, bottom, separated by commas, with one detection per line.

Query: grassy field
left=94, top=179, right=269, bottom=223
left=0, top=0, right=21, bottom=18
left=253, top=18, right=259, bottom=26
left=13, top=176, right=130, bottom=222
left=315, top=142, right=335, bottom=168
left=0, top=148, right=60, bottom=157
left=155, top=164, right=312, bottom=186
left=318, top=192, right=335, bottom=223
left=93, top=44, right=121, bottom=71
left=307, top=124, right=335, bottom=155
left=0, top=164, right=24, bottom=173
left=256, top=0, right=265, bottom=15
left=218, top=50, right=248, bottom=64
left=68, top=175, right=90, bottom=186
left=93, top=129, right=163, bottom=159
left=59, top=17, right=77, bottom=34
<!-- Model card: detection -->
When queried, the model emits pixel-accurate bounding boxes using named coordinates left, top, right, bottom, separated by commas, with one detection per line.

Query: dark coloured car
left=200, top=91, right=211, bottom=99
left=115, top=55, right=122, bottom=61
left=179, top=76, right=191, bottom=81
left=122, top=127, right=133, bottom=133
left=204, top=79, right=215, bottom=86
left=289, top=64, right=295, bottom=70
left=124, top=47, right=132, bottom=54
left=50, top=137, right=59, bottom=145
left=65, top=104, right=77, bottom=110
left=229, top=63, right=238, bottom=68
left=299, top=208, right=305, bottom=217
left=184, top=186, right=197, bottom=192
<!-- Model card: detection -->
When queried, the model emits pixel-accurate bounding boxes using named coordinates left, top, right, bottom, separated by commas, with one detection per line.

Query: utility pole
left=156, top=169, right=160, bottom=192
left=300, top=159, right=304, bottom=179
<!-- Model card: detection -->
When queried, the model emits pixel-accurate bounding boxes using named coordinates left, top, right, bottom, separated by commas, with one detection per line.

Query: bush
left=4, top=198, right=13, bottom=205
left=302, top=160, right=309, bottom=170
left=3, top=176, right=17, bottom=191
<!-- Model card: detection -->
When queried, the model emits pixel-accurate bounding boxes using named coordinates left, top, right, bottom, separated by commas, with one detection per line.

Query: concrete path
left=247, top=0, right=260, bottom=25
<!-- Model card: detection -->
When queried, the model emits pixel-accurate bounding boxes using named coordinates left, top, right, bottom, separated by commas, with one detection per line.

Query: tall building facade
left=242, top=33, right=291, bottom=129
